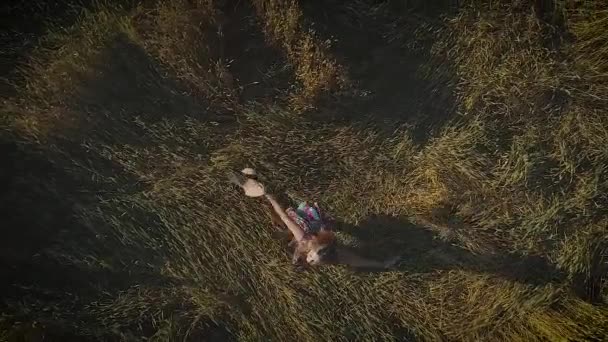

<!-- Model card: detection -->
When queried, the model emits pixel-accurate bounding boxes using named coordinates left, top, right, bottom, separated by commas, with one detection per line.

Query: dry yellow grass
left=251, top=0, right=349, bottom=109
left=1, top=0, right=608, bottom=341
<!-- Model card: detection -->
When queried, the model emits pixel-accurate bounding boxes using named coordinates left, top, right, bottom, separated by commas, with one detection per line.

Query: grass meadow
left=1, top=0, right=608, bottom=340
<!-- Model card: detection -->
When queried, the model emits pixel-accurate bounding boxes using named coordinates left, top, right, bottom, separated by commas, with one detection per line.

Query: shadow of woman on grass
left=335, top=215, right=565, bottom=287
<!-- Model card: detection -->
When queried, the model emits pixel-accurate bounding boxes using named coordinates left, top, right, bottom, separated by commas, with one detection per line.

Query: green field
left=1, top=0, right=608, bottom=340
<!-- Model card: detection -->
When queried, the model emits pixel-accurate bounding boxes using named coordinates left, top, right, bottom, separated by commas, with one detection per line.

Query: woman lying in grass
left=230, top=168, right=398, bottom=269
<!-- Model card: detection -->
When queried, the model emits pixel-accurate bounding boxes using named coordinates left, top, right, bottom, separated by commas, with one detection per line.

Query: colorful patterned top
left=286, top=202, right=329, bottom=239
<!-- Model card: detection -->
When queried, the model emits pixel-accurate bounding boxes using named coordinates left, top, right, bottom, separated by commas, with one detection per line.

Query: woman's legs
left=335, top=247, right=399, bottom=270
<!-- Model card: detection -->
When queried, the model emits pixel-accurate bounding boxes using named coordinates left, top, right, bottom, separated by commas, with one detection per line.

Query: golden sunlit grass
left=251, top=0, right=349, bottom=109
left=1, top=0, right=607, bottom=341
left=569, top=5, right=608, bottom=76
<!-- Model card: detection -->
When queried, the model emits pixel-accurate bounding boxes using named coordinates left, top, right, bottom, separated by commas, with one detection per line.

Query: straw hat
left=228, top=168, right=265, bottom=197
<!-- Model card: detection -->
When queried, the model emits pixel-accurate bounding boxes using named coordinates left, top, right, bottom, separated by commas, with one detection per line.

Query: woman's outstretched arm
left=264, top=194, right=306, bottom=242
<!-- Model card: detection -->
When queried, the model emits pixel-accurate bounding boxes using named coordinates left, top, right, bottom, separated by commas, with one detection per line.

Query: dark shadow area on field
left=75, top=3, right=294, bottom=117
left=66, top=3, right=294, bottom=142
left=0, top=140, right=186, bottom=340
left=0, top=140, right=100, bottom=340
left=60, top=32, right=235, bottom=152
left=215, top=0, right=294, bottom=104
left=571, top=235, right=608, bottom=304
left=299, top=0, right=460, bottom=142
left=1, top=1, right=147, bottom=99
left=0, top=140, right=179, bottom=289
left=73, top=20, right=286, bottom=121
left=337, top=215, right=565, bottom=286
left=72, top=33, right=212, bottom=122
left=1, top=0, right=91, bottom=96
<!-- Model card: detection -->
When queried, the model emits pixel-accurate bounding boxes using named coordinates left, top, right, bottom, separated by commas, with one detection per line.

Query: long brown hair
left=292, top=230, right=337, bottom=266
